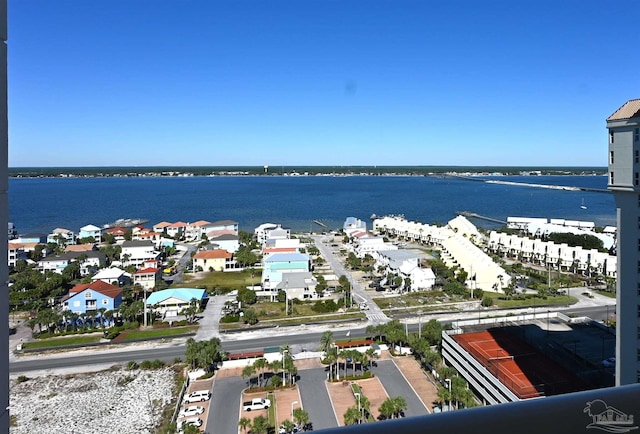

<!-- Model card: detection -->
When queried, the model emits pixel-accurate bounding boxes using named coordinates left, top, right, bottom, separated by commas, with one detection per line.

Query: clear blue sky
left=7, top=0, right=640, bottom=167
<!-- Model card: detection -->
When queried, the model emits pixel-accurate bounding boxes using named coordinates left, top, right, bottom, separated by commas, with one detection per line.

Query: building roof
left=153, top=221, right=172, bottom=228
left=209, top=233, right=238, bottom=241
left=65, top=244, right=96, bottom=253
left=135, top=267, right=160, bottom=274
left=193, top=249, right=232, bottom=259
left=167, top=221, right=188, bottom=228
left=264, top=252, right=309, bottom=262
left=607, top=99, right=640, bottom=121
left=92, top=267, right=129, bottom=280
left=211, top=219, right=238, bottom=226
left=68, top=280, right=122, bottom=299
left=51, top=228, right=73, bottom=234
left=122, top=240, right=155, bottom=248
left=189, top=220, right=211, bottom=227
left=146, top=288, right=207, bottom=305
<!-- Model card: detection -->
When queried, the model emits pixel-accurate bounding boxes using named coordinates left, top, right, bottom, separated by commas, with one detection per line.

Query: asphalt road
left=208, top=375, right=245, bottom=434
left=9, top=305, right=612, bottom=373
left=297, top=367, right=338, bottom=431
left=374, top=360, right=429, bottom=418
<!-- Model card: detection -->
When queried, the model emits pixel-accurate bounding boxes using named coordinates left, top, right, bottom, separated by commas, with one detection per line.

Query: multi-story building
left=606, top=98, right=640, bottom=385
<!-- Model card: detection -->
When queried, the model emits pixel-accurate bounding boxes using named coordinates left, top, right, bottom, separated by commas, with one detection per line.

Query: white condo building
left=607, top=98, right=640, bottom=385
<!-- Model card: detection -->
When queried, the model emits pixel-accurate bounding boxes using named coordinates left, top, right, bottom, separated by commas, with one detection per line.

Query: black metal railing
left=315, top=384, right=640, bottom=434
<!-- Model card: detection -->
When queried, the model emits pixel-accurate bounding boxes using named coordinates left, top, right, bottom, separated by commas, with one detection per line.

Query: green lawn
left=492, top=294, right=577, bottom=308
left=22, top=335, right=102, bottom=350
left=181, top=269, right=261, bottom=292
left=117, top=326, right=198, bottom=341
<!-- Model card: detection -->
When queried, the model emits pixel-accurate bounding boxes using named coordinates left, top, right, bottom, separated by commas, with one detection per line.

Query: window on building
left=636, top=150, right=639, bottom=164
left=610, top=172, right=614, bottom=184
left=85, top=291, right=92, bottom=298
left=638, top=282, right=640, bottom=295
left=610, top=130, right=614, bottom=144
left=636, top=127, right=639, bottom=142
left=636, top=172, right=639, bottom=186
left=610, top=151, right=615, bottom=165
left=102, top=299, right=108, bottom=305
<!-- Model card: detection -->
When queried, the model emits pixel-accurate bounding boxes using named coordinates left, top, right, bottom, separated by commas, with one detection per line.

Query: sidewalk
left=391, top=355, right=439, bottom=413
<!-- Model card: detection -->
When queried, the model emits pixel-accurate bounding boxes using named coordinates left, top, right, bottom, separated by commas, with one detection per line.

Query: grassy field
left=181, top=269, right=261, bottom=292
left=117, top=326, right=198, bottom=341
left=490, top=293, right=577, bottom=308
left=22, top=335, right=102, bottom=350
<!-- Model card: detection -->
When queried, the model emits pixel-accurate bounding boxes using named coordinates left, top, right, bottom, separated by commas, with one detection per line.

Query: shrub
left=126, top=361, right=139, bottom=370
left=139, top=359, right=165, bottom=370
left=16, top=375, right=29, bottom=383
left=481, top=296, right=494, bottom=307
left=221, top=314, right=240, bottom=323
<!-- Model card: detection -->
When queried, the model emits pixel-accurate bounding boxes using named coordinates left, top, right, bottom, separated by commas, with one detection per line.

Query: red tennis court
left=453, top=328, right=588, bottom=399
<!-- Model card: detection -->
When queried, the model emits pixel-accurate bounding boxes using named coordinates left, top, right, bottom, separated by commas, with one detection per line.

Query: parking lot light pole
left=445, top=378, right=452, bottom=411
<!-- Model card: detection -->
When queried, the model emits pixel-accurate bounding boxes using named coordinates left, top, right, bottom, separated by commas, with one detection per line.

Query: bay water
left=9, top=174, right=615, bottom=236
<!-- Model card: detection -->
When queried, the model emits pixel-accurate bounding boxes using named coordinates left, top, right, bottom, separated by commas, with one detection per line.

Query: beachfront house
left=192, top=249, right=233, bottom=272
left=78, top=224, right=102, bottom=243
left=209, top=219, right=239, bottom=235
left=47, top=228, right=75, bottom=246
left=343, top=216, right=367, bottom=232
left=120, top=240, right=161, bottom=269
left=165, top=221, right=187, bottom=239
left=61, top=280, right=123, bottom=314
left=254, top=223, right=290, bottom=245
left=184, top=220, right=212, bottom=241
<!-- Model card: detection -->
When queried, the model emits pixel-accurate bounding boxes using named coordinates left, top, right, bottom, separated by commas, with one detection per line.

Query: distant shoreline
left=8, top=165, right=607, bottom=179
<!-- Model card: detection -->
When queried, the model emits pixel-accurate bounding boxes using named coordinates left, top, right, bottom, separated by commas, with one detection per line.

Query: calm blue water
left=8, top=175, right=615, bottom=235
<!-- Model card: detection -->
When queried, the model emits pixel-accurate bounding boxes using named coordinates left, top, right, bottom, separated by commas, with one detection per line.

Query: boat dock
left=312, top=219, right=328, bottom=228
left=456, top=211, right=507, bottom=226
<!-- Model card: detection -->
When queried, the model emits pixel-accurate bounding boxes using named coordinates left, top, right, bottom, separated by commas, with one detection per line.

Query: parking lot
left=206, top=352, right=439, bottom=433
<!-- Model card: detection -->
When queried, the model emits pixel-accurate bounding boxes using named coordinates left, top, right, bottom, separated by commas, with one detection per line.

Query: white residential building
left=120, top=240, right=161, bottom=269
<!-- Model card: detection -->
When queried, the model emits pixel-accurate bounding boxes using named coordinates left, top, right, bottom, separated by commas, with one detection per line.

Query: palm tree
left=292, top=408, right=310, bottom=430
left=343, top=406, right=361, bottom=426
left=280, top=419, right=296, bottom=434
left=391, top=396, right=408, bottom=418
left=238, top=417, right=251, bottom=434
left=253, top=357, right=268, bottom=387
left=251, top=415, right=269, bottom=434
left=241, top=364, right=256, bottom=388
left=319, top=331, right=336, bottom=379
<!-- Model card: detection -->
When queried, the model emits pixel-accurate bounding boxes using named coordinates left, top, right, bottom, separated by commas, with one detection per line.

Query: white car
left=179, top=406, right=205, bottom=418
left=183, top=390, right=211, bottom=404
left=179, top=417, right=203, bottom=428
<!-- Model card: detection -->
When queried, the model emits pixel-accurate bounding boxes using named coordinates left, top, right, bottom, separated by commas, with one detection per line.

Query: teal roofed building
left=145, top=288, right=207, bottom=318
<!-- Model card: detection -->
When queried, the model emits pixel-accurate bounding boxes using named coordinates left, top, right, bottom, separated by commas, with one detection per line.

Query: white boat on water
left=580, top=199, right=587, bottom=210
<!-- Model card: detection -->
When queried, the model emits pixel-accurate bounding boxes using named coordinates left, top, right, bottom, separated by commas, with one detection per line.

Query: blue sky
left=7, top=0, right=640, bottom=167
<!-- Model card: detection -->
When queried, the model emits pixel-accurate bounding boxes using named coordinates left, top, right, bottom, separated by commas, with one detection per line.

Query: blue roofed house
left=145, top=288, right=207, bottom=319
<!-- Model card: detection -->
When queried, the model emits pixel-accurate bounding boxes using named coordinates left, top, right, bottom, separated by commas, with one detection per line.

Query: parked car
left=179, top=406, right=205, bottom=418
left=243, top=397, right=271, bottom=411
left=179, top=417, right=203, bottom=428
left=183, top=390, right=211, bottom=403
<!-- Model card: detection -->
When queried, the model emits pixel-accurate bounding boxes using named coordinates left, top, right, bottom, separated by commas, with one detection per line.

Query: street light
left=353, top=392, right=362, bottom=423
left=418, top=311, right=423, bottom=339
left=445, top=378, right=452, bottom=412
left=291, top=400, right=298, bottom=421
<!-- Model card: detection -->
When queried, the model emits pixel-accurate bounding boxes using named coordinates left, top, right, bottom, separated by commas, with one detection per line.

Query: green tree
left=241, top=364, right=256, bottom=388
left=238, top=417, right=251, bottom=434
left=237, top=287, right=257, bottom=305
left=343, top=406, right=361, bottom=426
left=251, top=415, right=269, bottom=434
left=420, top=319, right=443, bottom=347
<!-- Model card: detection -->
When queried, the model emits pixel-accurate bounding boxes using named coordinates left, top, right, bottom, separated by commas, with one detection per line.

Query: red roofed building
left=193, top=249, right=234, bottom=272
left=133, top=267, right=161, bottom=291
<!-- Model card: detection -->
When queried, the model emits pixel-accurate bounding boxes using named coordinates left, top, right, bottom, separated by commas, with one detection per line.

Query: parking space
left=178, top=378, right=214, bottom=432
